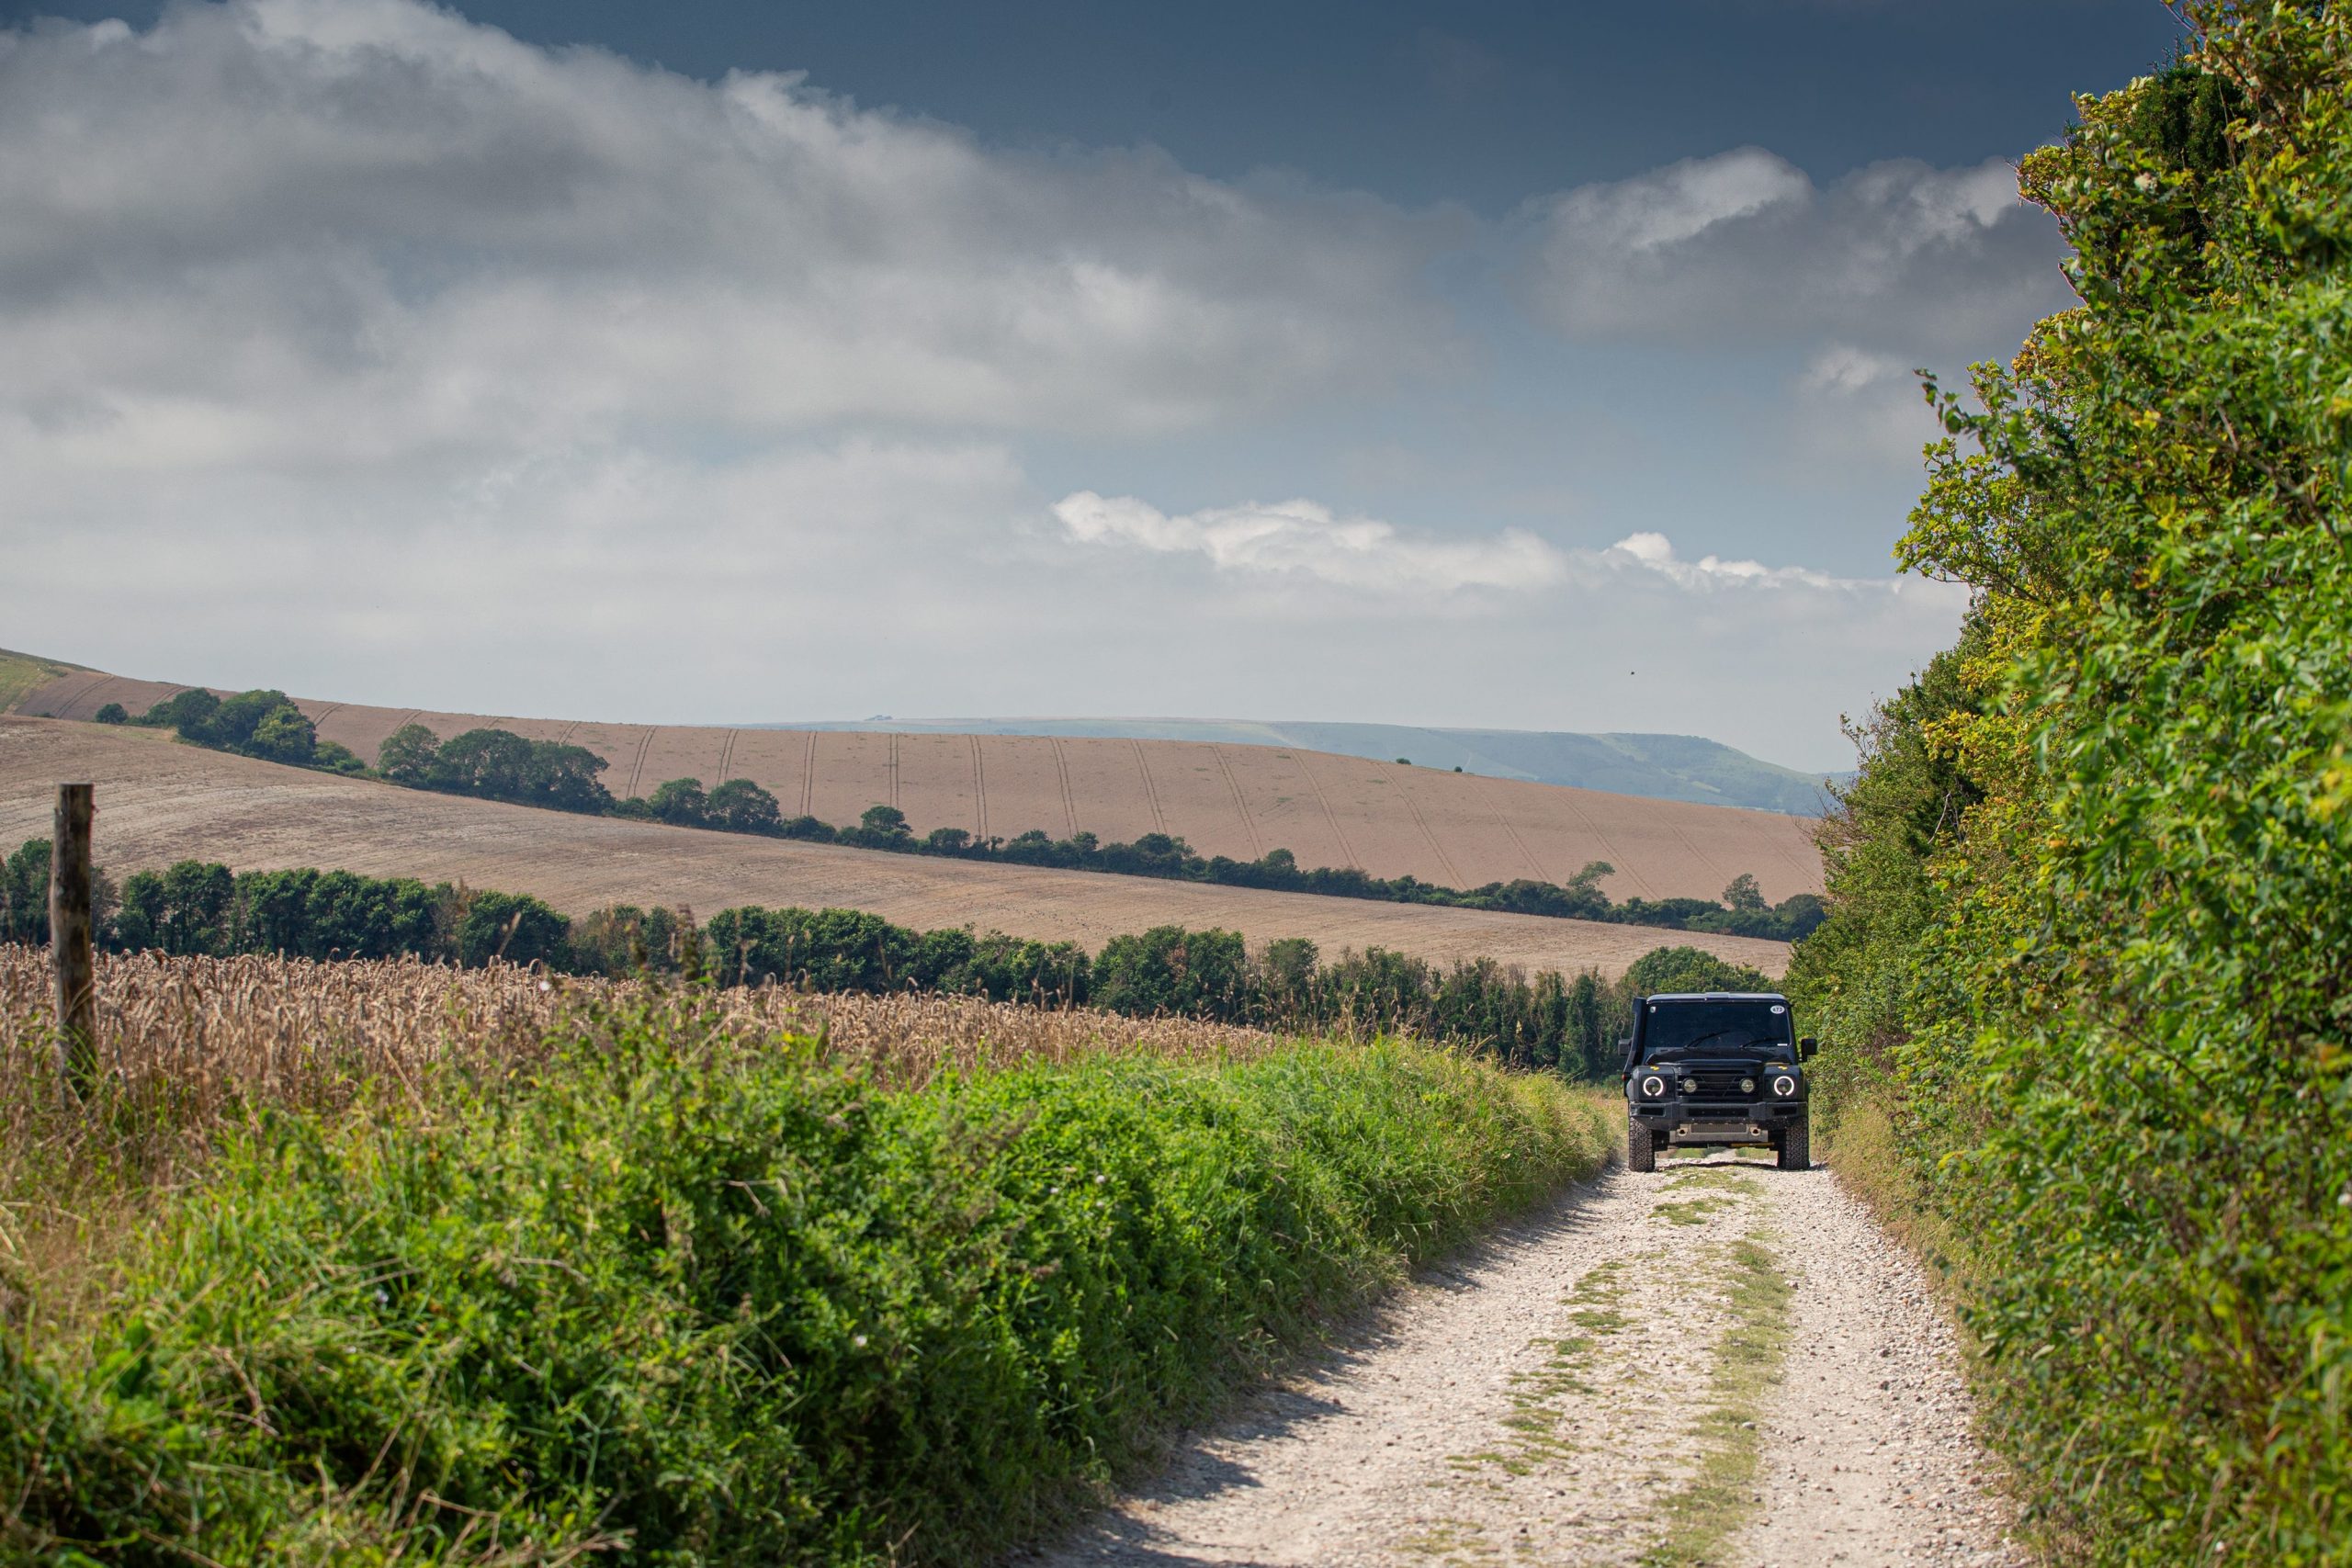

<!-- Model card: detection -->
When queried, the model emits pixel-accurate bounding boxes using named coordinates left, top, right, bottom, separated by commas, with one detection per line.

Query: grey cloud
left=1518, top=146, right=2073, bottom=358
left=0, top=0, right=1461, bottom=465
left=0, top=6, right=2004, bottom=765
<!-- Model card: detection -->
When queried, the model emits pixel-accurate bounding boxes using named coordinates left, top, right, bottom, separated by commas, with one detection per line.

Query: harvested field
left=0, top=718, right=1792, bottom=979
left=15, top=670, right=1826, bottom=904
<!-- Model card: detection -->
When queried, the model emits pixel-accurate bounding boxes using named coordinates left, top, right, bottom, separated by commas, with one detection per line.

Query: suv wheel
left=1627, top=1113, right=1657, bottom=1172
left=1777, top=1112, right=1811, bottom=1171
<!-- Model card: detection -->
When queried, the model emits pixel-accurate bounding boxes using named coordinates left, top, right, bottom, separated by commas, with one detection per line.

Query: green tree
left=377, top=723, right=444, bottom=786
left=456, top=890, right=570, bottom=968
left=520, top=741, right=613, bottom=814
left=437, top=728, right=535, bottom=799
left=312, top=740, right=369, bottom=776
left=648, top=777, right=709, bottom=827
left=93, top=702, right=127, bottom=725
left=1090, top=926, right=1249, bottom=1019
left=137, top=687, right=219, bottom=734
left=707, top=778, right=783, bottom=835
left=854, top=804, right=911, bottom=844
left=1257, top=935, right=1318, bottom=1021
left=203, top=689, right=299, bottom=752
left=1, top=838, right=51, bottom=944
left=1622, top=945, right=1770, bottom=997
left=1566, top=971, right=1608, bottom=1079
left=116, top=860, right=237, bottom=956
left=246, top=704, right=317, bottom=765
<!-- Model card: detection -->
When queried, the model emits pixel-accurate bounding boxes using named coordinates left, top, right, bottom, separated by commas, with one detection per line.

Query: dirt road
left=1030, top=1156, right=2019, bottom=1568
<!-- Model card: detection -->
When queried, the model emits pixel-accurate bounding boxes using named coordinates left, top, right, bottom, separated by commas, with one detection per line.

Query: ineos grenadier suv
left=1621, top=991, right=1817, bottom=1172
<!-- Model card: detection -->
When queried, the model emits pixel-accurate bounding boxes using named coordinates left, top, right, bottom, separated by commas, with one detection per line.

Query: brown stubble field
left=16, top=670, right=1826, bottom=903
left=0, top=718, right=1792, bottom=979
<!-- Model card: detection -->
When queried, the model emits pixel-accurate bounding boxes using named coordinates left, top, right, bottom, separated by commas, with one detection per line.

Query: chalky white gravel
left=1023, top=1153, right=2025, bottom=1568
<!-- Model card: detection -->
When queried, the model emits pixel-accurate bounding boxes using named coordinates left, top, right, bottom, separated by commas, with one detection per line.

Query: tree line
left=102, top=694, right=1824, bottom=941
left=3, top=837, right=1770, bottom=1079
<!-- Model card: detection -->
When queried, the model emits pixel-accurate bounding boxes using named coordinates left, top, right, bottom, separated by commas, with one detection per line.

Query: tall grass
left=0, top=948, right=1278, bottom=1214
left=2, top=952, right=1611, bottom=1563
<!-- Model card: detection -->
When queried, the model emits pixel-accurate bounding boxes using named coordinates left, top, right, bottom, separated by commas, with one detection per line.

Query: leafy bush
left=0, top=1013, right=1612, bottom=1563
left=1790, top=12, right=2352, bottom=1560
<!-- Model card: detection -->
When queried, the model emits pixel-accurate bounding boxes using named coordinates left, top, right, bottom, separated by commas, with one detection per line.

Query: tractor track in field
left=1025, top=1155, right=2022, bottom=1568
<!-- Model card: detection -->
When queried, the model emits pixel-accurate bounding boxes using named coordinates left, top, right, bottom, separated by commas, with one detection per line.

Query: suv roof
left=1642, top=991, right=1789, bottom=1003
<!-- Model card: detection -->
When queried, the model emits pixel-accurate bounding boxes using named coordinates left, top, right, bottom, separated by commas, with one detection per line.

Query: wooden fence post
left=51, top=782, right=96, bottom=1101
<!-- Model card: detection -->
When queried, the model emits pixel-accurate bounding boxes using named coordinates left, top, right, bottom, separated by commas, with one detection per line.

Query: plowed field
left=0, top=719, right=1792, bottom=980
left=16, top=671, right=1825, bottom=904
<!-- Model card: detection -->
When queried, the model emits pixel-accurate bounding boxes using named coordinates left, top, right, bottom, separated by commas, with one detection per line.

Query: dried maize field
left=0, top=945, right=1281, bottom=1222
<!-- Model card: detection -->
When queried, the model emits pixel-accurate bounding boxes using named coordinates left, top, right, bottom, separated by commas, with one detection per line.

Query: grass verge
left=1812, top=1090, right=1978, bottom=1298
left=1641, top=1174, right=1790, bottom=1568
left=2, top=998, right=1612, bottom=1565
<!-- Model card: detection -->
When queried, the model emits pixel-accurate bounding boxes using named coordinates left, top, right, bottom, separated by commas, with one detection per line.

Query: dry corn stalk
left=0, top=946, right=1290, bottom=1207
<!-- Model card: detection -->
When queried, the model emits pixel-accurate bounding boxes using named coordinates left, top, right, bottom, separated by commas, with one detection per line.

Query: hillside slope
left=13, top=670, right=1826, bottom=906
left=0, top=718, right=1792, bottom=980
left=780, top=716, right=1839, bottom=815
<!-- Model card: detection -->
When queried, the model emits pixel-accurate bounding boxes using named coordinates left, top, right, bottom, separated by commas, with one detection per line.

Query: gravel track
left=1028, top=1154, right=2023, bottom=1568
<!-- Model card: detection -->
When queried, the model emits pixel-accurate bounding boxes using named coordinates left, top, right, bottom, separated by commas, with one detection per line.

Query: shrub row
left=2, top=840, right=1771, bottom=1077
left=1787, top=17, right=2352, bottom=1562
left=2, top=1009, right=1615, bottom=1563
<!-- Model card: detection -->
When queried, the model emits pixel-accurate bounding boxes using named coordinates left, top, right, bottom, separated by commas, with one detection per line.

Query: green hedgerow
left=2, top=1003, right=1609, bottom=1564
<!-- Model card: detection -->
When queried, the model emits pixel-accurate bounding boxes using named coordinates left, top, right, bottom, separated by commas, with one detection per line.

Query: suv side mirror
left=1799, top=1037, right=1818, bottom=1061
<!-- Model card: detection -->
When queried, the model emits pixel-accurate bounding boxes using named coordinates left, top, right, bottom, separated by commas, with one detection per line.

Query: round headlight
left=1642, top=1075, right=1665, bottom=1099
left=1773, top=1076, right=1796, bottom=1098
left=1679, top=1077, right=1697, bottom=1094
left=1740, top=1077, right=1756, bottom=1095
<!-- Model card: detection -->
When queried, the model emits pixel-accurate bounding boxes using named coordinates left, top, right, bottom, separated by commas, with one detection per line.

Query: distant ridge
left=762, top=717, right=1841, bottom=817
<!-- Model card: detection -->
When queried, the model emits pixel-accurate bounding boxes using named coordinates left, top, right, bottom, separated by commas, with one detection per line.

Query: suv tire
left=1627, top=1113, right=1657, bottom=1172
left=1777, top=1112, right=1811, bottom=1171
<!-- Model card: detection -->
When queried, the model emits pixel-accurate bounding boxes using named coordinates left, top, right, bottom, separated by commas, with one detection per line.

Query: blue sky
left=0, top=0, right=2186, bottom=769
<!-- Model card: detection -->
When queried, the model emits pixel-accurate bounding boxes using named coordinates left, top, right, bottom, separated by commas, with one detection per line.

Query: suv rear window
left=1642, top=1000, right=1791, bottom=1057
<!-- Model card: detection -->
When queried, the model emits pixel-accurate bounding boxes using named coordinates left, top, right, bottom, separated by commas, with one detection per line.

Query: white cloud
left=1054, top=490, right=1965, bottom=615
left=1604, top=529, right=1961, bottom=607
left=1051, top=491, right=1568, bottom=593
left=1520, top=147, right=2070, bottom=356
left=1777, top=344, right=1946, bottom=476
left=0, top=0, right=1457, bottom=463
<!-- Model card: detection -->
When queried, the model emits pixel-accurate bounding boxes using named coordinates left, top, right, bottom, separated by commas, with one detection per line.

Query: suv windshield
left=1642, top=1000, right=1792, bottom=1059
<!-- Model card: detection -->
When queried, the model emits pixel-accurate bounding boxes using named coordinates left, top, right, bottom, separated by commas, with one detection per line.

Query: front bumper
left=1632, top=1097, right=1804, bottom=1145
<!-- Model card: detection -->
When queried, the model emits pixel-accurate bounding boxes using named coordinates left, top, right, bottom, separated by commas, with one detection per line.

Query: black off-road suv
left=1621, top=991, right=1817, bottom=1172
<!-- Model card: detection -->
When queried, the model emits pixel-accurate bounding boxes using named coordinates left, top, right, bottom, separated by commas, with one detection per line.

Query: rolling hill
left=780, top=716, right=1843, bottom=815
left=0, top=718, right=1794, bottom=980
left=9, top=663, right=1826, bottom=907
